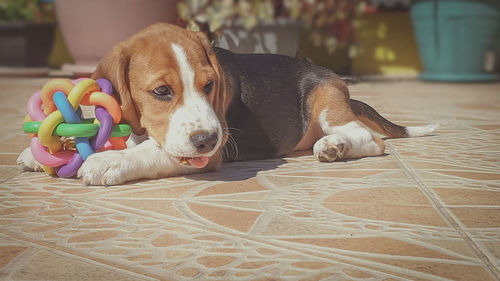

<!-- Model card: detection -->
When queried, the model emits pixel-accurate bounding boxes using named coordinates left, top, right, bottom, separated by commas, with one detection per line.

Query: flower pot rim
left=228, top=18, right=304, bottom=29
left=0, top=22, right=55, bottom=28
left=419, top=72, right=499, bottom=82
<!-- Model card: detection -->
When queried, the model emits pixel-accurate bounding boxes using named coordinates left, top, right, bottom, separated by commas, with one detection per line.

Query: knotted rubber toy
left=23, top=78, right=132, bottom=178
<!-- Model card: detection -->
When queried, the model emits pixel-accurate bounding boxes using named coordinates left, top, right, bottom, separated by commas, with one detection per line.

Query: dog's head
left=92, top=23, right=230, bottom=169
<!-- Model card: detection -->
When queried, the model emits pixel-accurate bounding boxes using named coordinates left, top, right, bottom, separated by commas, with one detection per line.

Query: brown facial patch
left=127, top=45, right=183, bottom=146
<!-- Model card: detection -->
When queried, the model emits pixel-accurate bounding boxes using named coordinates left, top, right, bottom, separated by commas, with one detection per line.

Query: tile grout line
left=0, top=171, right=24, bottom=185
left=68, top=199, right=442, bottom=280
left=387, top=142, right=500, bottom=281
left=0, top=244, right=39, bottom=279
left=0, top=228, right=167, bottom=281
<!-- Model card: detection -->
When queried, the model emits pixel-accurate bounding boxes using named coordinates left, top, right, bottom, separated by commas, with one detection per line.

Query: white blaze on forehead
left=170, top=42, right=214, bottom=114
left=171, top=43, right=197, bottom=98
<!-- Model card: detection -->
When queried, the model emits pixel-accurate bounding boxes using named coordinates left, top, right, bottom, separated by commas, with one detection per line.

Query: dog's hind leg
left=313, top=112, right=386, bottom=161
left=307, top=82, right=385, bottom=162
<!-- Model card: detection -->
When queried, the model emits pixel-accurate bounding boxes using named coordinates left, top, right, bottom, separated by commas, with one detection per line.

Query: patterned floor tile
left=9, top=249, right=149, bottom=281
left=0, top=246, right=28, bottom=268
left=1, top=78, right=499, bottom=280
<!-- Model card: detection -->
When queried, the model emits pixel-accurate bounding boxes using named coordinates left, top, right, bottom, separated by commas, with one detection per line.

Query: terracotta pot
left=55, top=0, right=179, bottom=74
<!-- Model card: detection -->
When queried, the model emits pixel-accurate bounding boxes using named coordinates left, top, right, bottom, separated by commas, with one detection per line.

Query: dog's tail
left=350, top=99, right=437, bottom=138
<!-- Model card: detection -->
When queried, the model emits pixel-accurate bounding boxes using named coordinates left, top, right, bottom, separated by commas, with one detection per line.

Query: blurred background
left=0, top=0, right=499, bottom=81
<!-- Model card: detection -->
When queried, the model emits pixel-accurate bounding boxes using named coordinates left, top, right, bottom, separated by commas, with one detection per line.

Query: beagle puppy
left=18, top=23, right=436, bottom=185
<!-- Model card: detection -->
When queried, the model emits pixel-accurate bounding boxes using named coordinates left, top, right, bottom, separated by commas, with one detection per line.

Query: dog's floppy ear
left=91, top=43, right=146, bottom=136
left=194, top=32, right=231, bottom=123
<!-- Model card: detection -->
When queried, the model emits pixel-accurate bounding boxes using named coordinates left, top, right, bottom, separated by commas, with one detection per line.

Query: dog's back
left=215, top=48, right=343, bottom=160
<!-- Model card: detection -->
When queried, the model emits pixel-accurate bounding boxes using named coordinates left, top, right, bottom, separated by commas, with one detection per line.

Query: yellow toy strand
left=38, top=110, right=64, bottom=153
left=67, top=79, right=101, bottom=110
left=42, top=165, right=55, bottom=175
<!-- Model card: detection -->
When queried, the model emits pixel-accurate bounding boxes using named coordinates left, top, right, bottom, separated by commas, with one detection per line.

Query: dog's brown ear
left=194, top=32, right=231, bottom=123
left=91, top=43, right=146, bottom=136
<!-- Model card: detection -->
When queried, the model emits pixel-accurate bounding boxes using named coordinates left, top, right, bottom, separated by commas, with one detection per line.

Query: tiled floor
left=0, top=77, right=499, bottom=281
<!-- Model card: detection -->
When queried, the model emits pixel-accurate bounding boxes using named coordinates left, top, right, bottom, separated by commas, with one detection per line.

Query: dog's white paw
left=313, top=135, right=349, bottom=162
left=77, top=150, right=128, bottom=186
left=17, top=147, right=44, bottom=172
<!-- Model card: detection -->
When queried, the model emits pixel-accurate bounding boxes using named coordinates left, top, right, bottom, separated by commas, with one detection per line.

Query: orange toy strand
left=81, top=92, right=122, bottom=124
left=41, top=79, right=74, bottom=115
left=109, top=137, right=127, bottom=150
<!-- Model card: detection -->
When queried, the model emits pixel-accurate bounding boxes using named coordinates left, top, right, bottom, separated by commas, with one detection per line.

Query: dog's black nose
left=190, top=131, right=218, bottom=153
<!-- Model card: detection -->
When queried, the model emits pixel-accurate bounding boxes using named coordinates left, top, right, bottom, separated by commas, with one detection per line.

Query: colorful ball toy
left=23, top=78, right=132, bottom=178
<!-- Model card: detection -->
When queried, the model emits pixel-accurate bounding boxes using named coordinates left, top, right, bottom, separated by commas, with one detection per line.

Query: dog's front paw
left=77, top=150, right=128, bottom=186
left=17, top=147, right=44, bottom=172
left=313, top=135, right=349, bottom=162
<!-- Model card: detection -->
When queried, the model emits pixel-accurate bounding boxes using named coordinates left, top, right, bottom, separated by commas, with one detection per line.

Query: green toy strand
left=23, top=121, right=132, bottom=138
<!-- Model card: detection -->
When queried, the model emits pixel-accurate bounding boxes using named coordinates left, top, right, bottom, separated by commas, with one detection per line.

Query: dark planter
left=216, top=20, right=303, bottom=57
left=0, top=22, right=55, bottom=66
left=411, top=0, right=500, bottom=81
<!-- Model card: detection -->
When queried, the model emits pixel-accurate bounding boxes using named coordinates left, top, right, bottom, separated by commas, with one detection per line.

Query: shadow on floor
left=186, top=158, right=287, bottom=182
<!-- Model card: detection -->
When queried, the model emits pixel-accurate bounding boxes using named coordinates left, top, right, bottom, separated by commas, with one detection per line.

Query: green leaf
left=325, top=37, right=338, bottom=54
left=177, top=3, right=190, bottom=21
left=242, top=14, right=257, bottom=30
left=194, top=13, right=208, bottom=23
left=349, top=45, right=360, bottom=58
left=187, top=20, right=201, bottom=32
left=288, top=0, right=302, bottom=20
left=258, top=1, right=274, bottom=21
left=357, top=2, right=367, bottom=13
left=208, top=15, right=225, bottom=32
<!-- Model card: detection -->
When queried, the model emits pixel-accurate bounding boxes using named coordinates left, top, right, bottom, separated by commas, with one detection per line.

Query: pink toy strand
left=27, top=90, right=46, bottom=121
left=30, top=137, right=74, bottom=167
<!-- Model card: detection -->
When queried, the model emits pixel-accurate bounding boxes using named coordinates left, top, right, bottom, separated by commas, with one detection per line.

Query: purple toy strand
left=97, top=78, right=112, bottom=94
left=56, top=151, right=83, bottom=178
left=91, top=107, right=113, bottom=150
left=90, top=78, right=114, bottom=150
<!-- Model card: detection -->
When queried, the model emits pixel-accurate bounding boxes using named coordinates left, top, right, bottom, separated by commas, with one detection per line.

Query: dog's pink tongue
left=188, top=156, right=210, bottom=169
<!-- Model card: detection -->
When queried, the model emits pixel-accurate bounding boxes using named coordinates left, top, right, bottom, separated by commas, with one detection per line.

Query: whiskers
left=166, top=127, right=241, bottom=162
left=222, top=127, right=240, bottom=160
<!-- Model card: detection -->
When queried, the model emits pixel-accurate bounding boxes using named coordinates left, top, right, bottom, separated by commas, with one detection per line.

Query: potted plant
left=177, top=0, right=368, bottom=58
left=55, top=0, right=180, bottom=75
left=350, top=1, right=424, bottom=76
left=410, top=0, right=500, bottom=81
left=0, top=0, right=56, bottom=67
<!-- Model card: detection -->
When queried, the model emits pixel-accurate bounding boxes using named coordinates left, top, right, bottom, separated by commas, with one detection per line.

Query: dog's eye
left=150, top=85, right=174, bottom=101
left=203, top=80, right=214, bottom=95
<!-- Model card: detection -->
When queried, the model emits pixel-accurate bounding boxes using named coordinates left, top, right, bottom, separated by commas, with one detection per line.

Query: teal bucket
left=411, top=0, right=500, bottom=81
